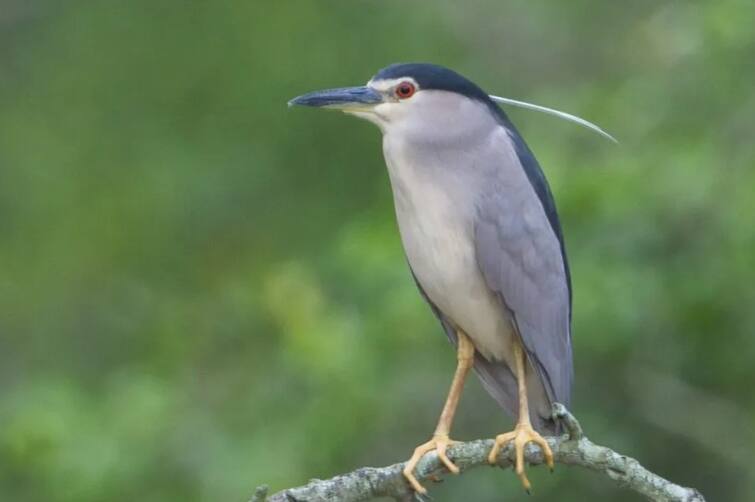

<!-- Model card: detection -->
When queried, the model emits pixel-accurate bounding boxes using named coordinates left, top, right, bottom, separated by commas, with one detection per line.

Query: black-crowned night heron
left=289, top=63, right=614, bottom=494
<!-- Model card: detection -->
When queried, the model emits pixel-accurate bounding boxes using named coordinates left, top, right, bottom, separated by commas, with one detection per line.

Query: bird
left=289, top=63, right=614, bottom=494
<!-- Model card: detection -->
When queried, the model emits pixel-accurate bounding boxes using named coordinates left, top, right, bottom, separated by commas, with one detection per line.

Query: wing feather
left=473, top=135, right=573, bottom=408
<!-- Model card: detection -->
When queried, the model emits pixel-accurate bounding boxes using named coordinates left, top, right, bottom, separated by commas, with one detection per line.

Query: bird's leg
left=487, top=339, right=554, bottom=492
left=402, top=331, right=475, bottom=494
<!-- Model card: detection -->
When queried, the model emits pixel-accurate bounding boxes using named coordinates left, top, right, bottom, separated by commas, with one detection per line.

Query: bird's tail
left=472, top=354, right=560, bottom=435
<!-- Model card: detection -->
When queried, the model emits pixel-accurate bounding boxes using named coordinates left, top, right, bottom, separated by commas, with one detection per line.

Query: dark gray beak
left=288, top=86, right=383, bottom=110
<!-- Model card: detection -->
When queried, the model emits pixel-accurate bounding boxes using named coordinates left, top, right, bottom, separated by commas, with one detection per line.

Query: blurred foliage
left=0, top=1, right=754, bottom=500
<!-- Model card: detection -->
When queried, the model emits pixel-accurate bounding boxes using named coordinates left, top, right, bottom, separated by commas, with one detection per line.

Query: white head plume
left=489, top=95, right=618, bottom=143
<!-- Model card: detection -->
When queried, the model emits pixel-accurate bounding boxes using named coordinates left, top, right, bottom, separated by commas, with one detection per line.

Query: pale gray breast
left=381, top=125, right=517, bottom=362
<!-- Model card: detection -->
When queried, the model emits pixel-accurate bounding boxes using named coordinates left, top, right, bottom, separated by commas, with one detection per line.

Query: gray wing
left=474, top=129, right=573, bottom=410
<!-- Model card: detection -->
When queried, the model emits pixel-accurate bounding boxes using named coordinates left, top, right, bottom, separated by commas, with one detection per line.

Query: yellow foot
left=402, top=434, right=460, bottom=494
left=487, top=423, right=554, bottom=492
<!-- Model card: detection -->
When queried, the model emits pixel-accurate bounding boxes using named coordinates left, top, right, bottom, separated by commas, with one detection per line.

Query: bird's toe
left=488, top=423, right=553, bottom=492
left=402, top=434, right=460, bottom=494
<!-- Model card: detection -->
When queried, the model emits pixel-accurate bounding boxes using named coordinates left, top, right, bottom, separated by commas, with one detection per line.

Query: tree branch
left=253, top=405, right=705, bottom=502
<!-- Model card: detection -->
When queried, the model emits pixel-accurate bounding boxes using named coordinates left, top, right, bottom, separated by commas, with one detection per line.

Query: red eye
left=395, top=81, right=416, bottom=99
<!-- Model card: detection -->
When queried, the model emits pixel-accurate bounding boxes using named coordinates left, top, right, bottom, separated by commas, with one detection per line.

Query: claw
left=403, top=434, right=459, bottom=494
left=488, top=423, right=554, bottom=491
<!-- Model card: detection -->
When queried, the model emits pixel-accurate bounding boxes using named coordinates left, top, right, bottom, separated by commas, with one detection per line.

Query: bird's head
left=289, top=62, right=617, bottom=142
left=288, top=63, right=495, bottom=135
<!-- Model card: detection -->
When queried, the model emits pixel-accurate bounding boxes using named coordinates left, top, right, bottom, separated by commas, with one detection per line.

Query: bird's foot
left=402, top=433, right=460, bottom=494
left=487, top=422, right=554, bottom=492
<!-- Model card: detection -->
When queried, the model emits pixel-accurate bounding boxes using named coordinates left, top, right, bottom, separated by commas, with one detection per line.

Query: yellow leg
left=403, top=331, right=475, bottom=494
left=487, top=340, right=554, bottom=492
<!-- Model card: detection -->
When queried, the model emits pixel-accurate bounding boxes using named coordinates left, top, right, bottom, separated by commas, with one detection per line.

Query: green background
left=1, top=1, right=753, bottom=500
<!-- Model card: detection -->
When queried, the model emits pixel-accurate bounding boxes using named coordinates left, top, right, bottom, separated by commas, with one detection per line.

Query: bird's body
left=387, top=132, right=518, bottom=362
left=383, top=85, right=568, bottom=430
left=290, top=63, right=610, bottom=493
left=383, top=101, right=516, bottom=362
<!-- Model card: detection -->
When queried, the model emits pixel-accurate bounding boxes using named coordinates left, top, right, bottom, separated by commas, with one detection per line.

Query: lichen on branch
left=253, top=405, right=705, bottom=502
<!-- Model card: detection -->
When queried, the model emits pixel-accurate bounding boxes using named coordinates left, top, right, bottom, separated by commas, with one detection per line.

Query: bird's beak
left=288, top=86, right=383, bottom=112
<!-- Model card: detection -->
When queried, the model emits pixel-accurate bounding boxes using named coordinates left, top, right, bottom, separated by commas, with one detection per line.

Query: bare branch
left=255, top=406, right=705, bottom=502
